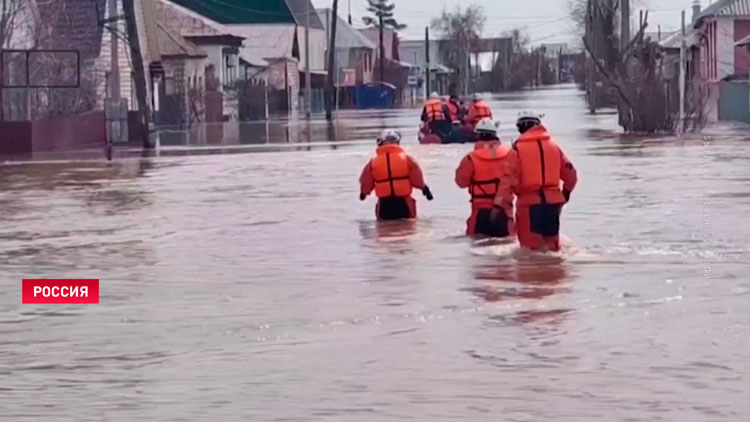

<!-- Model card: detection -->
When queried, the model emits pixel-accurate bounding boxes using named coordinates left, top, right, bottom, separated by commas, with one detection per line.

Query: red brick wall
left=735, top=20, right=750, bottom=76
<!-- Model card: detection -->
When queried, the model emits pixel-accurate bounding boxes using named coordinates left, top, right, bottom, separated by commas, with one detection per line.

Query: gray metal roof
left=658, top=29, right=697, bottom=49
left=156, top=0, right=227, bottom=37
left=696, top=0, right=750, bottom=25
left=286, top=0, right=325, bottom=30
left=230, top=24, right=299, bottom=61
left=155, top=21, right=207, bottom=58
left=316, top=9, right=375, bottom=50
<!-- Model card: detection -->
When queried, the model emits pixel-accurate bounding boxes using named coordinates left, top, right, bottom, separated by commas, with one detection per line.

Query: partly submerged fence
left=0, top=111, right=106, bottom=156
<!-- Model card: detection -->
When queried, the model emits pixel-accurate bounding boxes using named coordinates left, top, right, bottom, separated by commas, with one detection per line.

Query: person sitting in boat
left=421, top=92, right=452, bottom=139
left=466, top=93, right=493, bottom=130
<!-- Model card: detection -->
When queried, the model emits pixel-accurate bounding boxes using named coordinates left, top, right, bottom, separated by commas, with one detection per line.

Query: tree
left=503, top=28, right=534, bottom=91
left=1, top=0, right=22, bottom=48
left=567, top=0, right=588, bottom=34
left=1, top=0, right=100, bottom=121
left=362, top=0, right=406, bottom=84
left=430, top=5, right=485, bottom=95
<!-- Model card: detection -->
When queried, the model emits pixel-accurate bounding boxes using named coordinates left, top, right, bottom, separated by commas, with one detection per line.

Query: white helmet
left=472, top=93, right=483, bottom=101
left=475, top=118, right=497, bottom=134
left=378, top=129, right=401, bottom=144
left=429, top=92, right=440, bottom=100
left=516, top=110, right=544, bottom=124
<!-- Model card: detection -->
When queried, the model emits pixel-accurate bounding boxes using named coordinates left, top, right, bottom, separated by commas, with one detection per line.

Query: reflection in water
left=467, top=256, right=574, bottom=325
left=358, top=219, right=419, bottom=242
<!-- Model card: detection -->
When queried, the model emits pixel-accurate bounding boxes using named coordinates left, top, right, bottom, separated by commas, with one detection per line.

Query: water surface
left=1, top=85, right=748, bottom=421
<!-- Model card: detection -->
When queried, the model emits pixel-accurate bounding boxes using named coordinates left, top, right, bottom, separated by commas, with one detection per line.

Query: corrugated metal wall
left=719, top=80, right=750, bottom=123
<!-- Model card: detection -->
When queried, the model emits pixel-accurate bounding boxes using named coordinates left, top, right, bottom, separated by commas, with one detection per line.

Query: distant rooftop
left=316, top=9, right=375, bottom=50
left=695, top=0, right=750, bottom=26
left=287, top=0, right=325, bottom=30
left=167, top=0, right=296, bottom=25
left=155, top=22, right=206, bottom=58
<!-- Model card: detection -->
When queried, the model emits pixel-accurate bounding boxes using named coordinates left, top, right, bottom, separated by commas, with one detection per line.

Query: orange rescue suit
left=423, top=98, right=446, bottom=122
left=455, top=140, right=511, bottom=235
left=467, top=100, right=492, bottom=127
left=360, top=144, right=427, bottom=219
left=446, top=101, right=460, bottom=121
left=371, top=144, right=413, bottom=198
left=468, top=144, right=511, bottom=204
left=494, top=125, right=578, bottom=250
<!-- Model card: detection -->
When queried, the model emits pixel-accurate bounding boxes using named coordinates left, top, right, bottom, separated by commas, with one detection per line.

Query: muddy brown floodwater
left=1, top=85, right=749, bottom=421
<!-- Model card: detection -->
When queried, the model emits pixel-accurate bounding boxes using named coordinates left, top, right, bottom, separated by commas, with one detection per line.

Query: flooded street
left=1, top=84, right=749, bottom=421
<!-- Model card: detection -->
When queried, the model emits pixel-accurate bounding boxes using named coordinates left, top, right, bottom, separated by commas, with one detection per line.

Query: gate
left=719, top=80, right=749, bottom=124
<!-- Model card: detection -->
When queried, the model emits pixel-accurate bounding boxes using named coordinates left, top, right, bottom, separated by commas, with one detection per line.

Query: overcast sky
left=311, top=0, right=708, bottom=46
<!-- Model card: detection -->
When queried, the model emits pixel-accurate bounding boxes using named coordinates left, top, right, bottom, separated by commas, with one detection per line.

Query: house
left=166, top=0, right=327, bottom=113
left=151, top=22, right=208, bottom=127
left=315, top=8, right=379, bottom=108
left=2, top=0, right=162, bottom=152
left=692, top=0, right=750, bottom=122
left=1, top=0, right=162, bottom=141
left=317, top=8, right=375, bottom=87
left=398, top=40, right=453, bottom=96
left=96, top=0, right=161, bottom=120
left=541, top=43, right=571, bottom=84
left=360, top=27, right=413, bottom=100
left=154, top=0, right=253, bottom=121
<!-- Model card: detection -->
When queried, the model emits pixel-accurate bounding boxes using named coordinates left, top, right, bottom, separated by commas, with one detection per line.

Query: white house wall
left=296, top=27, right=327, bottom=71
left=203, top=45, right=224, bottom=87
left=96, top=0, right=134, bottom=109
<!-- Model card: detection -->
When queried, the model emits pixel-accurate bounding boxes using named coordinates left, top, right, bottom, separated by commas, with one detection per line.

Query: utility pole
left=679, top=9, right=686, bottom=135
left=108, top=0, right=121, bottom=144
left=0, top=0, right=5, bottom=121
left=425, top=26, right=431, bottom=98
left=109, top=0, right=121, bottom=103
left=325, top=0, right=339, bottom=120
left=122, top=0, right=153, bottom=148
left=590, top=0, right=599, bottom=112
left=464, top=52, right=469, bottom=96
left=305, top=0, right=312, bottom=117
left=379, top=13, right=385, bottom=83
left=621, top=0, right=630, bottom=51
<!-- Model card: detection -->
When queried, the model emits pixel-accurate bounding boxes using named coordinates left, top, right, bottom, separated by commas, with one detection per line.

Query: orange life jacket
left=424, top=99, right=446, bottom=121
left=469, top=142, right=510, bottom=203
left=371, top=144, right=412, bottom=198
left=469, top=101, right=492, bottom=123
left=513, top=125, right=564, bottom=204
left=446, top=101, right=460, bottom=121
